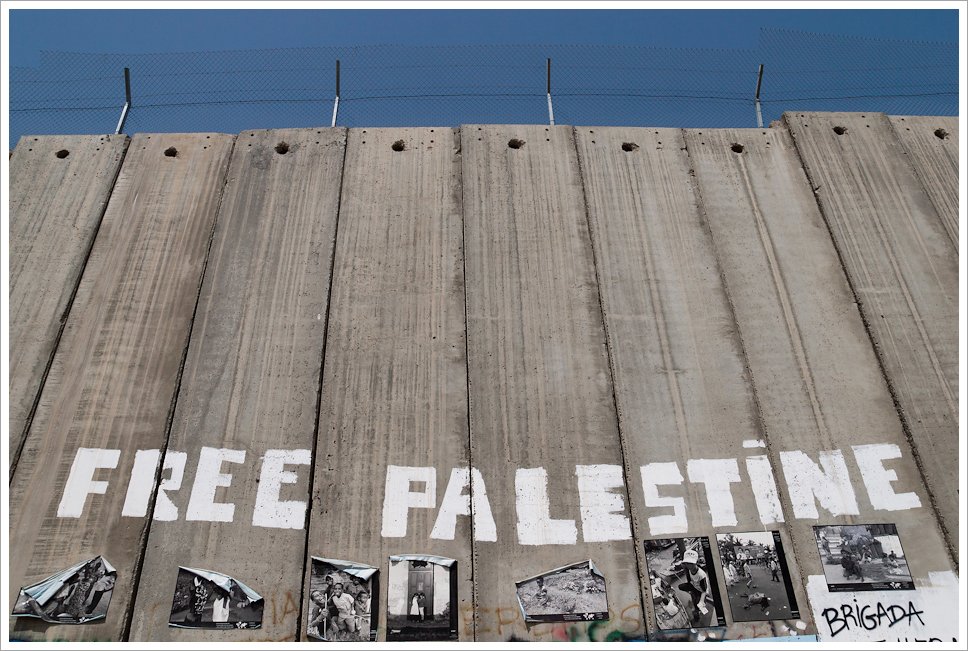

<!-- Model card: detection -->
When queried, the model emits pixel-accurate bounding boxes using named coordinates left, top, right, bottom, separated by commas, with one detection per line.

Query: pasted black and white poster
left=813, top=523, right=914, bottom=592
left=168, top=567, right=264, bottom=629
left=307, top=557, right=377, bottom=641
left=12, top=556, right=116, bottom=624
left=386, top=554, right=458, bottom=641
left=717, top=531, right=800, bottom=622
left=515, top=560, right=608, bottom=623
left=645, top=538, right=725, bottom=630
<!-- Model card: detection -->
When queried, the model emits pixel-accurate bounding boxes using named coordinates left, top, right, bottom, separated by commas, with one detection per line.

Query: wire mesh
left=758, top=28, right=958, bottom=125
left=8, top=30, right=958, bottom=148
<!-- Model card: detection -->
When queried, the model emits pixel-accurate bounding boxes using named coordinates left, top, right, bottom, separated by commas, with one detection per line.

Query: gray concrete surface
left=462, top=125, right=644, bottom=641
left=8, top=134, right=128, bottom=472
left=6, top=117, right=960, bottom=643
left=887, top=115, right=959, bottom=250
left=302, top=128, right=473, bottom=641
left=8, top=133, right=235, bottom=641
left=127, top=128, right=346, bottom=641
left=685, top=126, right=955, bottom=640
left=783, top=112, right=959, bottom=561
left=574, top=126, right=807, bottom=633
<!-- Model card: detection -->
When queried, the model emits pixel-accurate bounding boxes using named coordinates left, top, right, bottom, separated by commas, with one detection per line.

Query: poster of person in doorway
left=644, top=537, right=725, bottom=630
left=515, top=560, right=608, bottom=623
left=386, top=554, right=457, bottom=641
left=168, top=567, right=264, bottom=629
left=813, top=523, right=914, bottom=591
left=716, top=531, right=800, bottom=622
left=12, top=556, right=117, bottom=624
left=307, top=557, right=378, bottom=641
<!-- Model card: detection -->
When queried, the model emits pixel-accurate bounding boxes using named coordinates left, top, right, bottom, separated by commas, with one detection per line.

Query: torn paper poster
left=12, top=556, right=117, bottom=624
left=515, top=559, right=608, bottom=624
left=307, top=557, right=377, bottom=642
left=168, top=567, right=263, bottom=629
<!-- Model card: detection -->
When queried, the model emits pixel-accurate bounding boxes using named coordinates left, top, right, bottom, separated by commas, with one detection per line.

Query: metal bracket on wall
left=755, top=64, right=764, bottom=128
left=115, top=67, right=131, bottom=135
left=331, top=60, right=340, bottom=128
left=547, top=58, right=555, bottom=126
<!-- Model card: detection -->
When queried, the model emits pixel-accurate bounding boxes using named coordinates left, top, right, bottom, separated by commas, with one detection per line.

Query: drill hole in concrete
left=391, top=140, right=406, bottom=152
left=55, top=149, right=70, bottom=159
left=508, top=138, right=525, bottom=149
left=275, top=141, right=289, bottom=155
left=833, top=126, right=848, bottom=135
left=621, top=142, right=639, bottom=152
left=934, top=128, right=949, bottom=140
left=164, top=147, right=178, bottom=157
left=730, top=143, right=745, bottom=154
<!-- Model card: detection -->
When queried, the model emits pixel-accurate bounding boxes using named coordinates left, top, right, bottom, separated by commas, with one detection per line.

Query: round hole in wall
left=165, top=147, right=177, bottom=157
left=934, top=128, right=949, bottom=140
left=391, top=140, right=405, bottom=152
left=621, top=142, right=639, bottom=152
left=275, top=141, right=289, bottom=155
left=55, top=149, right=70, bottom=158
left=508, top=138, right=525, bottom=149
left=731, top=143, right=745, bottom=154
left=833, top=126, right=848, bottom=135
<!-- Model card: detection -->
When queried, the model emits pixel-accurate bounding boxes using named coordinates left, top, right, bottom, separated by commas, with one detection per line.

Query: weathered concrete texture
left=8, top=134, right=128, bottom=472
left=462, top=125, right=644, bottom=641
left=684, top=126, right=955, bottom=634
left=8, top=134, right=235, bottom=641
left=303, top=128, right=472, bottom=641
left=128, top=128, right=346, bottom=641
left=574, top=127, right=808, bottom=629
left=783, top=112, right=959, bottom=559
left=888, top=115, right=959, bottom=250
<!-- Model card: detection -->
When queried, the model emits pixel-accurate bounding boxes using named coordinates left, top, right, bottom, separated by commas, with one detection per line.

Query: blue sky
left=6, top=6, right=961, bottom=143
left=9, top=8, right=959, bottom=67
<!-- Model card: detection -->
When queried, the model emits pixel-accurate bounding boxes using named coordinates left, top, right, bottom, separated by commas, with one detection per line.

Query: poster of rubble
left=515, top=559, right=608, bottom=623
left=645, top=537, right=725, bottom=630
left=813, top=523, right=914, bottom=592
left=386, top=554, right=458, bottom=641
left=717, top=531, right=800, bottom=622
left=11, top=556, right=116, bottom=624
left=168, top=567, right=264, bottom=629
left=307, top=557, right=377, bottom=641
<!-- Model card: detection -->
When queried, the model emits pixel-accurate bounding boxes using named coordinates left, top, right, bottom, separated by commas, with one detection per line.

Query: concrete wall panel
left=8, top=133, right=234, bottom=641
left=8, top=134, right=128, bottom=471
left=575, top=126, right=808, bottom=633
left=302, top=128, right=472, bottom=641
left=462, top=125, right=644, bottom=641
left=127, top=128, right=346, bottom=641
left=685, top=126, right=956, bottom=642
left=888, top=115, right=959, bottom=249
left=783, top=112, right=959, bottom=558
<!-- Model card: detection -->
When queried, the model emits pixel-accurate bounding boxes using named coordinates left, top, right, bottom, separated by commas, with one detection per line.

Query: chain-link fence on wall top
left=9, top=28, right=959, bottom=148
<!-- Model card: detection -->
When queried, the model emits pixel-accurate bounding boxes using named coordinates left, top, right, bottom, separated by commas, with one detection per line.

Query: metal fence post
left=754, top=64, right=764, bottom=128
left=114, top=67, right=131, bottom=134
left=331, top=60, right=340, bottom=128
left=547, top=58, right=555, bottom=126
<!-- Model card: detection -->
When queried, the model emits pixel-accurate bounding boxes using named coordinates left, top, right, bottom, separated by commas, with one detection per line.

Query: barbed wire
left=9, top=29, right=957, bottom=148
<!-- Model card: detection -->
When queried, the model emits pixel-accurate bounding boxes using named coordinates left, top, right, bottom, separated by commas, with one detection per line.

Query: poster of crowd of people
left=168, top=567, right=264, bottom=629
left=813, top=523, right=914, bottom=591
left=716, top=531, right=799, bottom=622
left=12, top=556, right=117, bottom=624
left=307, top=557, right=377, bottom=641
left=385, top=554, right=457, bottom=641
left=515, top=560, right=608, bottom=623
left=645, top=537, right=725, bottom=630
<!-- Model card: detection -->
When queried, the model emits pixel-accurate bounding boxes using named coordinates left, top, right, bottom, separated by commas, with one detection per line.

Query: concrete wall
left=6, top=114, right=960, bottom=643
